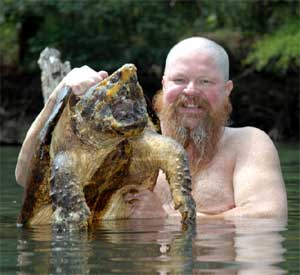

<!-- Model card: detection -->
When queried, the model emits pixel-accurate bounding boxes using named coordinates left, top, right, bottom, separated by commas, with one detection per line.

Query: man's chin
left=180, top=122, right=199, bottom=130
left=180, top=116, right=204, bottom=130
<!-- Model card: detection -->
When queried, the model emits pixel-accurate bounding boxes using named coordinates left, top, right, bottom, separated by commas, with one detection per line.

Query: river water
left=0, top=144, right=299, bottom=274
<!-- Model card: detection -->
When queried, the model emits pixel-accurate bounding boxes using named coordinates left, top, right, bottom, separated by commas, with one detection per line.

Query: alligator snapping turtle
left=18, top=64, right=195, bottom=229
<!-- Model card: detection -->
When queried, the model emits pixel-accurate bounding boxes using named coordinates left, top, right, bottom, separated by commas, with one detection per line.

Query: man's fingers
left=64, top=65, right=103, bottom=96
left=98, top=70, right=109, bottom=80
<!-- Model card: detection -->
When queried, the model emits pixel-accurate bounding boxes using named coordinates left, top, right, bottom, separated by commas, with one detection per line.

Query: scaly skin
left=18, top=64, right=196, bottom=229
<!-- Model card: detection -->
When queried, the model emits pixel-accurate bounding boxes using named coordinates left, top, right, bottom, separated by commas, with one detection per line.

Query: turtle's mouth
left=112, top=99, right=136, bottom=122
left=111, top=98, right=147, bottom=135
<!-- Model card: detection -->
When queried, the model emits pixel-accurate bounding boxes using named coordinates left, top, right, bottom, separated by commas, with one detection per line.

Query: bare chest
left=191, top=152, right=236, bottom=214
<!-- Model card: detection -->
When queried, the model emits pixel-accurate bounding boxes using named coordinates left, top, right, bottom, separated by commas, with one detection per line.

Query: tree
left=1, top=0, right=299, bottom=142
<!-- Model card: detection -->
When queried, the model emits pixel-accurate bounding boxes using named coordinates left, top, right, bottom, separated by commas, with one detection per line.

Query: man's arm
left=15, top=81, right=65, bottom=187
left=15, top=66, right=107, bottom=187
left=204, top=127, right=288, bottom=219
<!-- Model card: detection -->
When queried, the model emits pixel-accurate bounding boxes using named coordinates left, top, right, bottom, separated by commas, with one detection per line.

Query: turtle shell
left=17, top=86, right=71, bottom=225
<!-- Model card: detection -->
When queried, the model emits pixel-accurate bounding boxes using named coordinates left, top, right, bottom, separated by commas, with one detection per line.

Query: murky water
left=0, top=144, right=299, bottom=274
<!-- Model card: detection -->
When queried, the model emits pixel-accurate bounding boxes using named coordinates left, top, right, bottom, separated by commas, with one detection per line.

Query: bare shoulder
left=224, top=126, right=279, bottom=158
left=226, top=126, right=273, bottom=141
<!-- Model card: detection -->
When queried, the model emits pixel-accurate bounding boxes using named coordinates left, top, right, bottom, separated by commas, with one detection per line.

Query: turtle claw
left=177, top=194, right=196, bottom=226
left=53, top=203, right=90, bottom=232
left=181, top=209, right=196, bottom=225
left=53, top=221, right=88, bottom=233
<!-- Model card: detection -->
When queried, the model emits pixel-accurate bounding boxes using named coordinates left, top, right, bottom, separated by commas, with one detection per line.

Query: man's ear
left=225, top=80, right=233, bottom=97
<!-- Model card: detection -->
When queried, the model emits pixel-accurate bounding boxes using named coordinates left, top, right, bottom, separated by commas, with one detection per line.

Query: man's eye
left=199, top=79, right=211, bottom=85
left=173, top=78, right=185, bottom=84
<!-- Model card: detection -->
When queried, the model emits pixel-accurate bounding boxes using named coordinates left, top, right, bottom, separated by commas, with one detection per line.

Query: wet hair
left=164, top=37, right=230, bottom=81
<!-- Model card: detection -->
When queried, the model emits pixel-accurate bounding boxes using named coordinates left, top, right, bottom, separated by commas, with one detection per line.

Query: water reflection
left=194, top=218, right=287, bottom=274
left=17, top=226, right=92, bottom=274
left=234, top=219, right=287, bottom=274
left=16, top=217, right=287, bottom=274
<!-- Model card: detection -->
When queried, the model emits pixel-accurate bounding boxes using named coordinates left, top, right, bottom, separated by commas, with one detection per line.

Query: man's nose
left=183, top=81, right=198, bottom=96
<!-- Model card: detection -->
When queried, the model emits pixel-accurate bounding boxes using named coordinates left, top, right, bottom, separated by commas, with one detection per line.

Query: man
left=15, top=37, right=287, bottom=220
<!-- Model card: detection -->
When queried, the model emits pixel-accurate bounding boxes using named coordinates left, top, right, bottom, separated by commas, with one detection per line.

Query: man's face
left=162, top=50, right=232, bottom=130
left=156, top=49, right=233, bottom=166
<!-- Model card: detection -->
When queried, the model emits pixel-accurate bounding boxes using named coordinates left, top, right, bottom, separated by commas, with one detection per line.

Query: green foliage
left=2, top=0, right=299, bottom=74
left=245, top=19, right=300, bottom=71
left=0, top=21, right=19, bottom=65
left=1, top=0, right=299, bottom=140
left=2, top=0, right=201, bottom=74
left=0, top=0, right=19, bottom=65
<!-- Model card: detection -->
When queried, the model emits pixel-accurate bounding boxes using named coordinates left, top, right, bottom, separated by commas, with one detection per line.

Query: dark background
left=1, top=0, right=299, bottom=144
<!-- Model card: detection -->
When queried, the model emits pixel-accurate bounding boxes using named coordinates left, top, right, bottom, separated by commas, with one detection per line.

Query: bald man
left=15, top=37, right=287, bottom=220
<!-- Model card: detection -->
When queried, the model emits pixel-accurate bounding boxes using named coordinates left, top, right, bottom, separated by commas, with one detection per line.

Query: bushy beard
left=154, top=91, right=232, bottom=173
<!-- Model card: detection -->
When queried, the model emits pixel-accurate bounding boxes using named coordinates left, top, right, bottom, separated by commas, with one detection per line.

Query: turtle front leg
left=164, top=150, right=196, bottom=225
left=50, top=153, right=90, bottom=230
left=132, top=131, right=196, bottom=225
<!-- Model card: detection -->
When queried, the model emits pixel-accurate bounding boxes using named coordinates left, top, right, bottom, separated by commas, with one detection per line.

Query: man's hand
left=123, top=188, right=167, bottom=219
left=64, top=65, right=108, bottom=95
left=15, top=65, right=108, bottom=187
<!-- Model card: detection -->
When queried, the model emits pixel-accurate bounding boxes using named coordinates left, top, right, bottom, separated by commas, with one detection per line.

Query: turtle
left=17, top=63, right=196, bottom=230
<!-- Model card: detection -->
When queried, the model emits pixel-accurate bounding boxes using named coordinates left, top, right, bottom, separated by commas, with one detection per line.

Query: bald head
left=164, top=37, right=230, bottom=81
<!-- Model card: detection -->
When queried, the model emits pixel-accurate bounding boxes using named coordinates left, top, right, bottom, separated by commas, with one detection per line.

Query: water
left=0, top=144, right=299, bottom=274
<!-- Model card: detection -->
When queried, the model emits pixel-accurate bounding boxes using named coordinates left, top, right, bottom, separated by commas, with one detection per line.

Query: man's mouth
left=185, top=103, right=198, bottom=108
left=179, top=103, right=203, bottom=114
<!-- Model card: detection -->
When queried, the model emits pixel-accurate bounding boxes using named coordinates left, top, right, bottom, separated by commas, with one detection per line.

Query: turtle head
left=70, top=64, right=148, bottom=140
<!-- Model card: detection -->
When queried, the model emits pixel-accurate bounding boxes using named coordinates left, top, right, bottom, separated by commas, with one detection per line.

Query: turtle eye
left=110, top=71, right=121, bottom=83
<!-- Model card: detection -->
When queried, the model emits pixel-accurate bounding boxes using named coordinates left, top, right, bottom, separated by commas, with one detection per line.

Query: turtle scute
left=18, top=63, right=196, bottom=230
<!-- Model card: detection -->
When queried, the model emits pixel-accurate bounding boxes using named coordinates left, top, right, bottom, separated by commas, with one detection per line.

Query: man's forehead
left=168, top=39, right=215, bottom=58
left=165, top=41, right=228, bottom=81
left=171, top=48, right=215, bottom=61
left=165, top=50, right=219, bottom=74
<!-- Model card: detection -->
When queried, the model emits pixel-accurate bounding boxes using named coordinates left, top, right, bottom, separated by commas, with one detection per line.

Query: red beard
left=154, top=91, right=232, bottom=172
